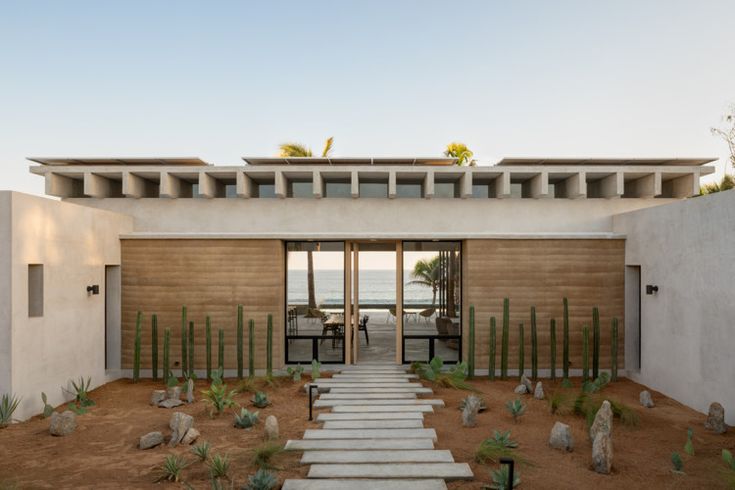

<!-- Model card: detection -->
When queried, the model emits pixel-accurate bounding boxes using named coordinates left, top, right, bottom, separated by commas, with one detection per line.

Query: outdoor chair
left=358, top=315, right=370, bottom=345
left=435, top=316, right=450, bottom=336
left=306, top=308, right=327, bottom=323
left=287, top=307, right=298, bottom=341
left=419, top=307, right=435, bottom=325
left=446, top=320, right=460, bottom=350
left=387, top=307, right=397, bottom=323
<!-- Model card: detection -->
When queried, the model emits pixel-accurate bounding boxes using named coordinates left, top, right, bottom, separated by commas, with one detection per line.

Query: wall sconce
left=87, top=285, right=100, bottom=295
left=645, top=284, right=658, bottom=295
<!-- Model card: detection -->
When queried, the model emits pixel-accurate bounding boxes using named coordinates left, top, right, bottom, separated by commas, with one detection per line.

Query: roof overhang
left=242, top=157, right=457, bottom=166
left=496, top=157, right=717, bottom=167
left=27, top=157, right=210, bottom=166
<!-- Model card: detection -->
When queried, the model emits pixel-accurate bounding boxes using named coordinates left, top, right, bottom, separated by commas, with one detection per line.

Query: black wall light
left=87, top=285, right=100, bottom=295
left=645, top=284, right=658, bottom=295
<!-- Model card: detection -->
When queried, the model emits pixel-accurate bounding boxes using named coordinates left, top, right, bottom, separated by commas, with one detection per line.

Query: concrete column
left=197, top=172, right=224, bottom=199
left=424, top=171, right=434, bottom=199
left=627, top=172, right=661, bottom=198
left=84, top=172, right=120, bottom=198
left=45, top=173, right=82, bottom=198
left=123, top=172, right=157, bottom=198
left=460, top=171, right=473, bottom=199
left=236, top=171, right=253, bottom=198
left=312, top=170, right=323, bottom=199
left=525, top=171, right=549, bottom=198
left=160, top=172, right=192, bottom=198
left=388, top=171, right=397, bottom=199
left=495, top=172, right=511, bottom=198
left=351, top=171, right=359, bottom=199
left=668, top=173, right=698, bottom=198
left=600, top=172, right=624, bottom=199
left=565, top=171, right=587, bottom=199
left=274, top=170, right=287, bottom=199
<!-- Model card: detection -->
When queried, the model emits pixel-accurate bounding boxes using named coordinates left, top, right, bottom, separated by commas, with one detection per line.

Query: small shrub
left=156, top=454, right=189, bottom=483
left=252, top=442, right=284, bottom=469
left=548, top=390, right=575, bottom=415
left=41, top=392, right=54, bottom=418
left=489, top=464, right=520, bottom=489
left=234, top=408, right=259, bottom=429
left=67, top=403, right=88, bottom=415
left=287, top=365, right=304, bottom=382
left=244, top=468, right=277, bottom=490
left=723, top=449, right=735, bottom=470
left=66, top=377, right=95, bottom=407
left=202, top=379, right=238, bottom=417
left=0, top=394, right=21, bottom=428
left=415, top=356, right=476, bottom=391
left=560, top=378, right=573, bottom=388
left=252, top=392, right=270, bottom=408
left=311, top=359, right=321, bottom=380
left=684, top=428, right=694, bottom=456
left=192, top=441, right=211, bottom=462
left=475, top=430, right=520, bottom=464
left=207, top=453, right=230, bottom=480
left=505, top=399, right=526, bottom=423
left=671, top=452, right=684, bottom=473
left=237, top=378, right=256, bottom=394
left=574, top=393, right=639, bottom=428
left=166, top=371, right=180, bottom=389
left=582, top=372, right=610, bottom=394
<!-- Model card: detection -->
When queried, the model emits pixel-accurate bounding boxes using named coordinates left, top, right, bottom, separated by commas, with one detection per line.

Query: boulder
left=704, top=402, right=727, bottom=434
left=521, top=374, right=533, bottom=394
left=534, top=382, right=545, bottom=400
left=158, top=398, right=185, bottom=409
left=169, top=412, right=194, bottom=447
left=150, top=390, right=167, bottom=406
left=514, top=384, right=528, bottom=395
left=49, top=410, right=77, bottom=436
left=186, top=379, right=195, bottom=404
left=592, top=432, right=613, bottom=474
left=139, top=431, right=164, bottom=449
left=265, top=415, right=279, bottom=440
left=181, top=427, right=200, bottom=445
left=639, top=390, right=654, bottom=408
left=166, top=386, right=182, bottom=400
left=461, top=395, right=482, bottom=428
left=589, top=400, right=613, bottom=441
left=548, top=421, right=574, bottom=451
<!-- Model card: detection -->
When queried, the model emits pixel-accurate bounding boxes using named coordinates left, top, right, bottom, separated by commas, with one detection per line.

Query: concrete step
left=301, top=449, right=454, bottom=464
left=329, top=387, right=433, bottom=394
left=327, top=378, right=416, bottom=383
left=311, top=383, right=423, bottom=389
left=322, top=419, right=424, bottom=429
left=303, top=428, right=437, bottom=441
left=331, top=405, right=434, bottom=413
left=315, top=399, right=444, bottom=408
left=308, top=463, right=474, bottom=480
left=333, top=374, right=417, bottom=379
left=282, top=479, right=447, bottom=490
left=339, top=370, right=410, bottom=374
left=317, top=412, right=424, bottom=421
left=285, top=438, right=434, bottom=451
left=319, top=393, right=417, bottom=400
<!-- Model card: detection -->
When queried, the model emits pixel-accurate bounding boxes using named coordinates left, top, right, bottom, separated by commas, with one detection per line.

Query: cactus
left=181, top=306, right=188, bottom=377
left=133, top=311, right=142, bottom=382
left=218, top=328, right=225, bottom=372
left=530, top=307, right=538, bottom=380
left=562, top=297, right=570, bottom=380
left=518, top=322, right=525, bottom=378
left=266, top=314, right=273, bottom=380
left=311, top=359, right=321, bottom=380
left=151, top=314, right=159, bottom=381
left=248, top=319, right=255, bottom=379
left=592, top=306, right=600, bottom=379
left=488, top=317, right=496, bottom=380
left=237, top=304, right=244, bottom=380
left=582, top=325, right=590, bottom=382
left=468, top=305, right=476, bottom=377
left=550, top=319, right=557, bottom=381
left=611, top=317, right=619, bottom=381
left=205, top=316, right=212, bottom=380
left=501, top=298, right=510, bottom=379
left=188, top=320, right=195, bottom=378
left=163, top=328, right=171, bottom=384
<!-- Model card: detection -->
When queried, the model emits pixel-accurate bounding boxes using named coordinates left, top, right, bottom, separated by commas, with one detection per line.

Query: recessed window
left=359, top=182, right=388, bottom=198
left=472, top=184, right=489, bottom=198
left=434, top=182, right=458, bottom=198
left=396, top=183, right=423, bottom=198
left=324, top=181, right=351, bottom=198
left=28, top=264, right=43, bottom=317
left=225, top=184, right=238, bottom=198
left=289, top=181, right=313, bottom=198
left=255, top=184, right=276, bottom=198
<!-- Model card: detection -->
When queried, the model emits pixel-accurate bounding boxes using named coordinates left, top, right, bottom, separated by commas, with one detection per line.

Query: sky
left=1, top=1, right=733, bottom=196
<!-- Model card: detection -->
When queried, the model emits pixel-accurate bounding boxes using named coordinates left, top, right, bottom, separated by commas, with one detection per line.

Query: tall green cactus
left=488, top=317, right=496, bottom=380
left=530, top=306, right=538, bottom=380
left=218, top=328, right=225, bottom=372
left=151, top=314, right=159, bottom=381
left=181, top=306, right=188, bottom=377
left=237, top=304, right=244, bottom=379
left=562, top=297, right=570, bottom=380
left=205, top=316, right=212, bottom=380
left=592, top=306, right=600, bottom=379
left=248, top=319, right=255, bottom=378
left=266, top=314, right=273, bottom=380
left=550, top=318, right=557, bottom=381
left=163, top=328, right=171, bottom=384
left=468, top=306, right=476, bottom=377
left=133, top=310, right=142, bottom=382
left=611, top=317, right=619, bottom=381
left=188, top=320, right=195, bottom=378
left=501, top=298, right=510, bottom=379
left=582, top=325, right=590, bottom=382
left=518, top=322, right=525, bottom=379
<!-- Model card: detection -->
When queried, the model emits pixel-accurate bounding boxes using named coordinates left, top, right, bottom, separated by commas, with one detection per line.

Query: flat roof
left=27, top=157, right=210, bottom=166
left=242, top=157, right=458, bottom=166
left=497, top=157, right=717, bottom=167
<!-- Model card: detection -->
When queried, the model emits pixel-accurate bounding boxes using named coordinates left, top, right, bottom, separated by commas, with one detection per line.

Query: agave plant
left=201, top=379, right=238, bottom=417
left=489, top=464, right=520, bottom=489
left=252, top=442, right=284, bottom=469
left=671, top=452, right=684, bottom=473
left=207, top=453, right=230, bottom=480
left=66, top=377, right=95, bottom=408
left=191, top=441, right=211, bottom=462
left=0, top=394, right=21, bottom=428
left=414, top=357, right=476, bottom=391
left=287, top=365, right=304, bottom=382
left=234, top=408, right=259, bottom=429
left=156, top=454, right=189, bottom=482
left=244, top=468, right=277, bottom=490
left=582, top=372, right=610, bottom=394
left=475, top=430, right=521, bottom=464
left=505, top=399, right=526, bottom=423
left=251, top=392, right=270, bottom=408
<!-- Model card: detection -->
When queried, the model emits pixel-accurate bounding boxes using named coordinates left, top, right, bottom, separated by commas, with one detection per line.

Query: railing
left=402, top=334, right=462, bottom=364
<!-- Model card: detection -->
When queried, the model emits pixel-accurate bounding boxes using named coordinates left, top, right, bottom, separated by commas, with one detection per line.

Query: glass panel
left=436, top=339, right=460, bottom=363
left=285, top=338, right=314, bottom=364
left=290, top=181, right=313, bottom=198
left=396, top=183, right=422, bottom=198
left=359, top=182, right=388, bottom=198
left=403, top=338, right=428, bottom=364
left=472, top=184, right=489, bottom=198
left=225, top=184, right=237, bottom=198
left=257, top=184, right=276, bottom=198
left=357, top=249, right=396, bottom=363
left=510, top=183, right=523, bottom=198
left=434, top=182, right=457, bottom=198
left=325, top=182, right=351, bottom=198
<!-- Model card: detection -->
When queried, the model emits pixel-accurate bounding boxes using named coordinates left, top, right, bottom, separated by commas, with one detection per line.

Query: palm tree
left=444, top=142, right=476, bottom=166
left=408, top=256, right=440, bottom=307
left=279, top=137, right=334, bottom=309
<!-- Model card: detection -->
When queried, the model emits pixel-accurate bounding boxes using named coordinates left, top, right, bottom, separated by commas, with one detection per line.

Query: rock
left=158, top=398, right=185, bottom=409
left=150, top=390, right=166, bottom=406
left=265, top=415, right=279, bottom=440
left=521, top=374, right=533, bottom=394
left=534, top=382, right=545, bottom=400
left=514, top=384, right=528, bottom=394
left=548, top=421, right=574, bottom=451
left=186, top=379, right=195, bottom=404
left=181, top=427, right=200, bottom=445
left=166, top=386, right=182, bottom=400
left=639, top=390, right=654, bottom=408
left=704, top=402, right=727, bottom=434
left=589, top=400, right=613, bottom=441
left=139, top=431, right=164, bottom=449
left=49, top=410, right=77, bottom=436
left=169, top=412, right=194, bottom=447
left=592, top=432, right=613, bottom=474
left=461, top=395, right=482, bottom=428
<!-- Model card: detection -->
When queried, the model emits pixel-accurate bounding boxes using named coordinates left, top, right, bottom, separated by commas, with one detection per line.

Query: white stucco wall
left=613, top=190, right=735, bottom=423
left=3, top=192, right=133, bottom=420
left=0, top=193, right=12, bottom=396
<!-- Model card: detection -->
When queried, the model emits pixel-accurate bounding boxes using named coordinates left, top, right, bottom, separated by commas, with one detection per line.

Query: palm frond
left=321, top=137, right=334, bottom=157
left=279, top=143, right=312, bottom=157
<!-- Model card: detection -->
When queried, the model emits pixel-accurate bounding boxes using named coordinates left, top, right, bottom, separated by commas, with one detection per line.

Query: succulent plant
left=234, top=408, right=259, bottom=429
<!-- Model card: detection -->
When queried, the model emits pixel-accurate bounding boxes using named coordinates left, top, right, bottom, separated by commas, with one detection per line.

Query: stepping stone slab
left=308, top=463, right=473, bottom=480
left=319, top=393, right=417, bottom=400
left=322, top=419, right=424, bottom=429
left=315, top=399, right=444, bottom=408
left=339, top=370, right=410, bottom=374
left=285, top=438, right=434, bottom=451
left=327, top=378, right=416, bottom=383
left=283, top=479, right=447, bottom=490
left=331, top=405, right=434, bottom=413
left=311, top=383, right=422, bottom=388
left=317, top=412, right=424, bottom=421
left=303, top=428, right=437, bottom=441
left=329, top=387, right=433, bottom=394
left=301, top=449, right=454, bottom=464
left=333, top=374, right=417, bottom=378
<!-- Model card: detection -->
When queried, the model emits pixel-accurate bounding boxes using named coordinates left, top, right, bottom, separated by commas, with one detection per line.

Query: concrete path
left=283, top=363, right=472, bottom=489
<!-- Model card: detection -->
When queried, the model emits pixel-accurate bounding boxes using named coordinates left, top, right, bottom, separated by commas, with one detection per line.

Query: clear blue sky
left=1, top=1, right=733, bottom=195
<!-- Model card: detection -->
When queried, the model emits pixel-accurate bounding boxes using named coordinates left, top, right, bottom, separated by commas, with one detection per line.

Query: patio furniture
left=435, top=316, right=451, bottom=336
left=321, top=313, right=345, bottom=348
left=306, top=308, right=327, bottom=324
left=419, top=307, right=436, bottom=325
left=358, top=315, right=370, bottom=345
left=446, top=320, right=460, bottom=350
left=287, top=307, right=299, bottom=340
left=404, top=308, right=421, bottom=324
left=387, top=307, right=397, bottom=323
